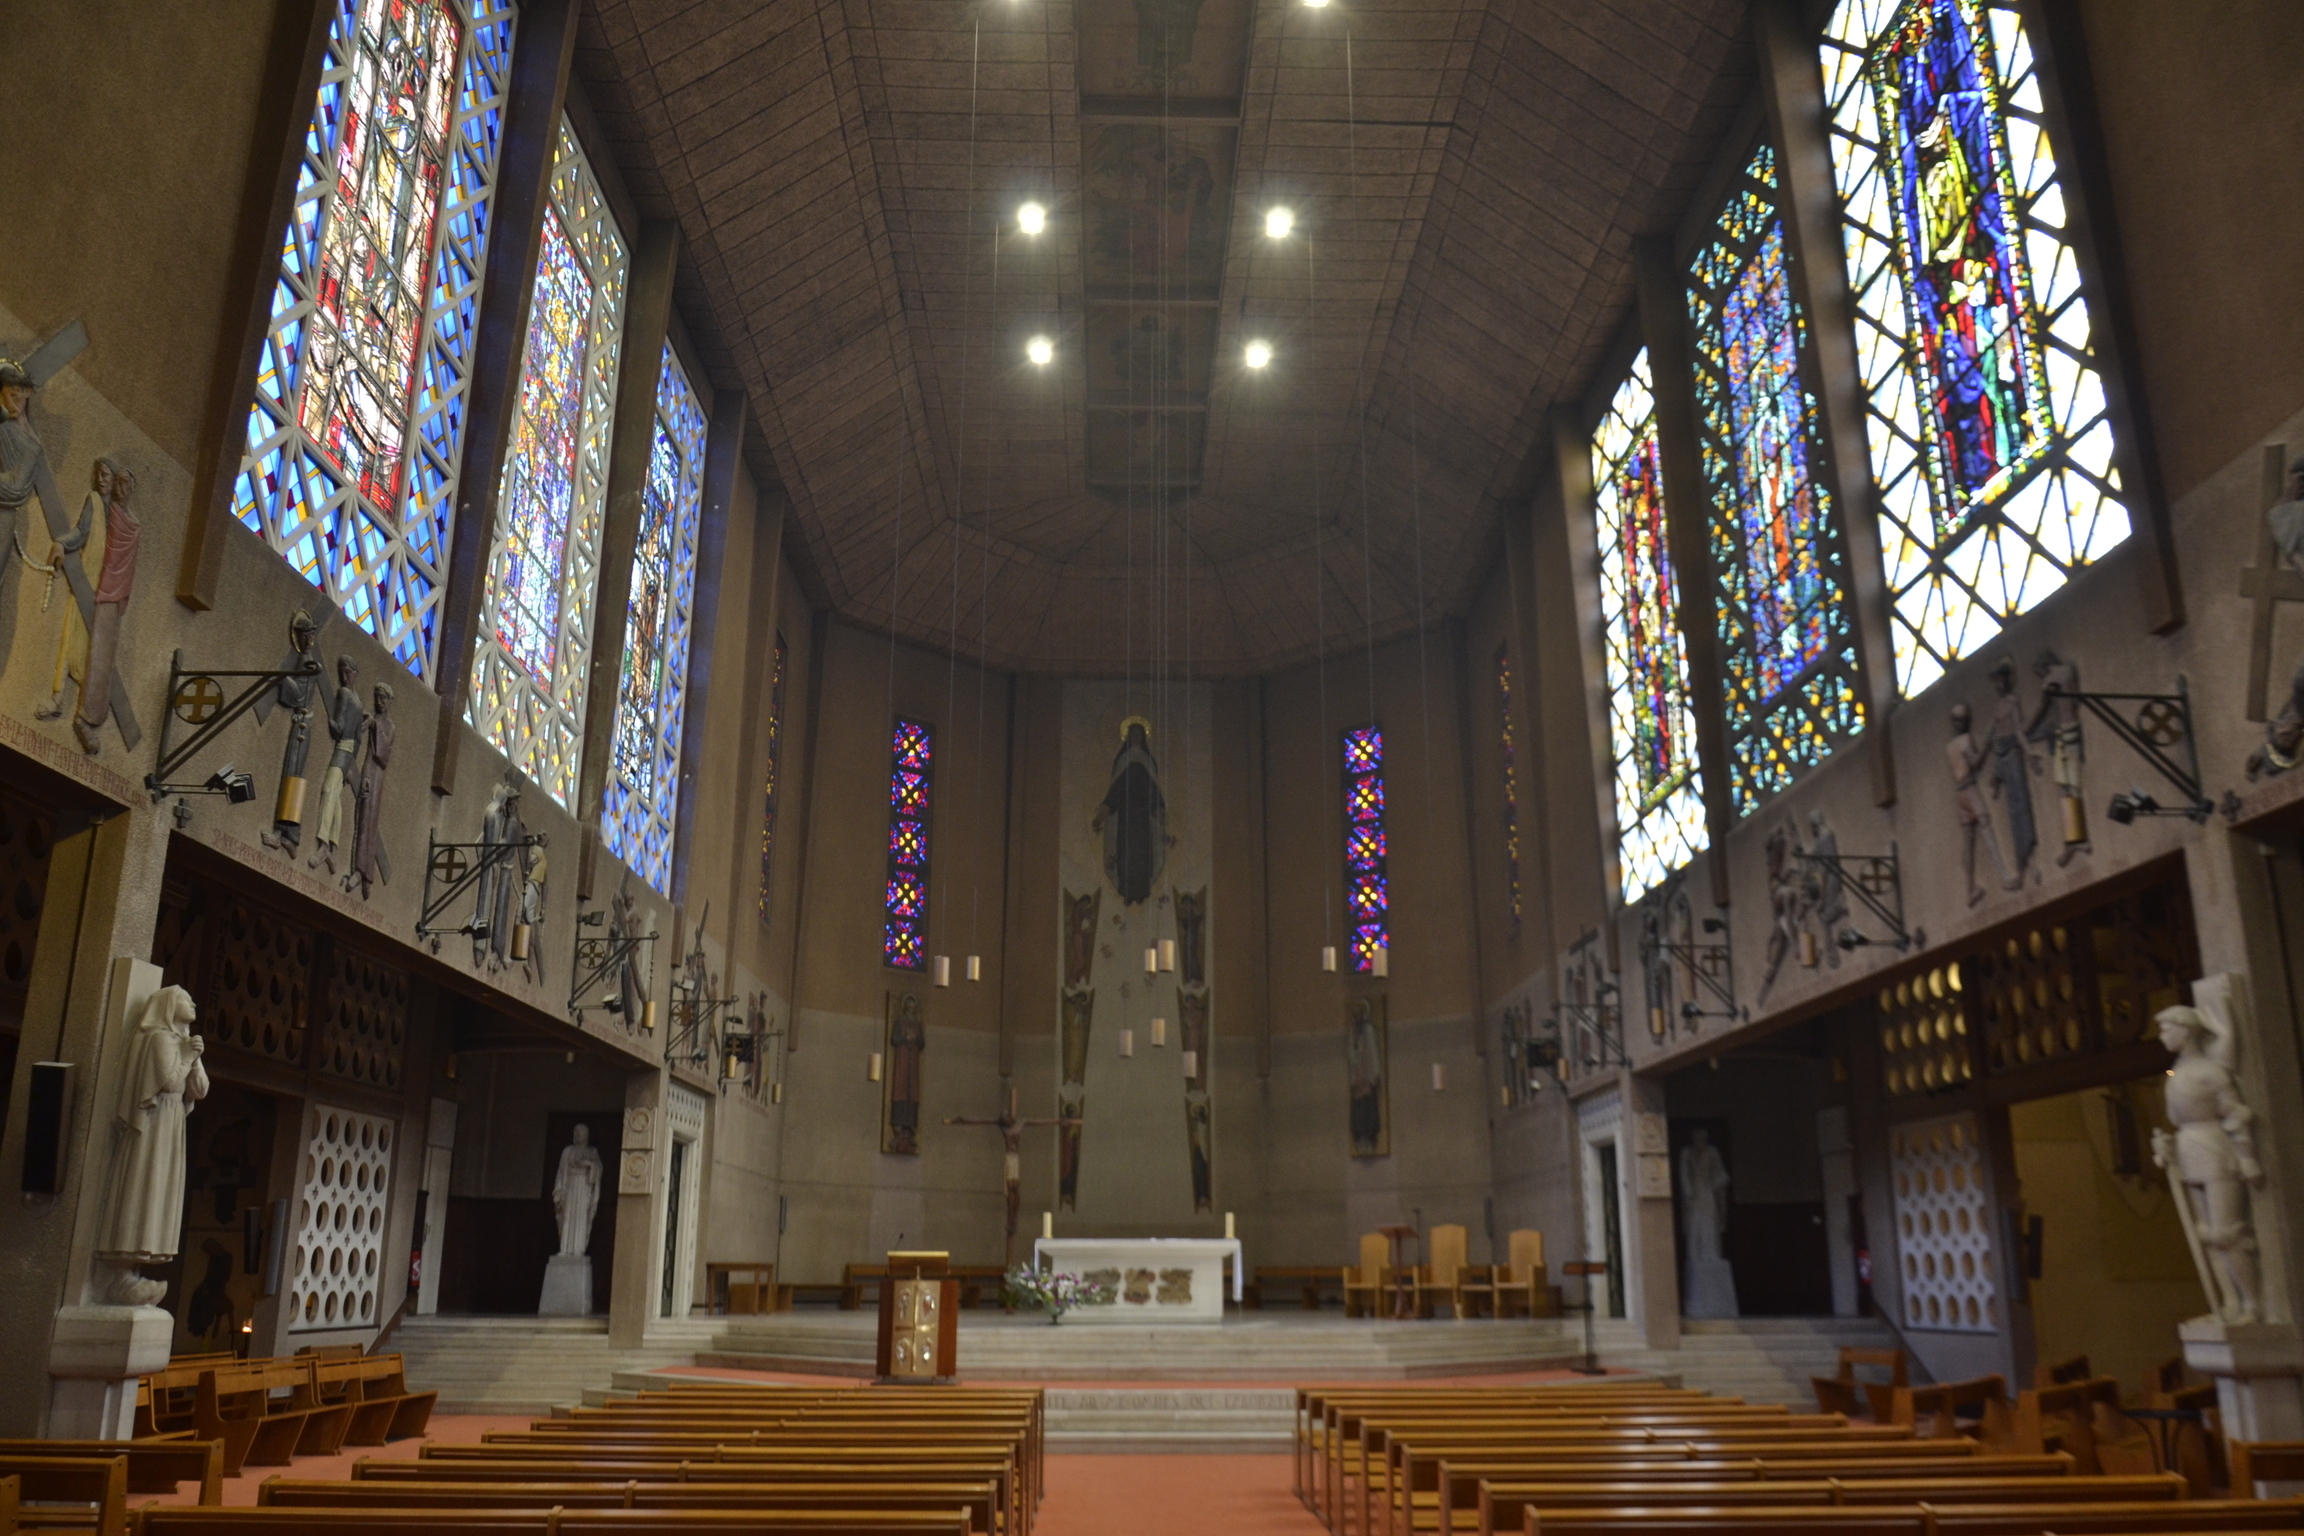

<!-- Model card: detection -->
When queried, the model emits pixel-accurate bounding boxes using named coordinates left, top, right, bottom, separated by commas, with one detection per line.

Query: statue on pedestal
left=1678, top=1127, right=1740, bottom=1319
left=95, top=987, right=208, bottom=1304
left=2153, top=1005, right=2266, bottom=1323
left=552, top=1124, right=603, bottom=1258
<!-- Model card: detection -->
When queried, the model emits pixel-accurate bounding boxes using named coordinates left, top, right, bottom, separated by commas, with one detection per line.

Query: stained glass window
left=884, top=718, right=935, bottom=970
left=1494, top=647, right=1522, bottom=932
left=467, top=119, right=628, bottom=806
left=1594, top=350, right=1707, bottom=904
left=233, top=0, right=518, bottom=681
left=1688, top=143, right=1863, bottom=814
left=1821, top=0, right=2129, bottom=695
left=758, top=635, right=788, bottom=926
left=600, top=343, right=705, bottom=896
left=1342, top=726, right=1389, bottom=974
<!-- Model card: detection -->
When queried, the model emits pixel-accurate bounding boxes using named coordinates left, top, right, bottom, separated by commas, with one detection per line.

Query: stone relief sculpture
left=309, top=657, right=365, bottom=875
left=472, top=775, right=538, bottom=973
left=254, top=611, right=323, bottom=855
left=2026, top=650, right=2089, bottom=861
left=347, top=682, right=394, bottom=900
left=611, top=876, right=646, bottom=1027
left=95, top=986, right=209, bottom=1305
left=35, top=458, right=113, bottom=730
left=883, top=989, right=926, bottom=1155
left=1985, top=659, right=2039, bottom=883
left=1758, top=822, right=1802, bottom=998
left=1948, top=702, right=2016, bottom=905
left=551, top=1124, right=604, bottom=1258
left=2152, top=1004, right=2267, bottom=1324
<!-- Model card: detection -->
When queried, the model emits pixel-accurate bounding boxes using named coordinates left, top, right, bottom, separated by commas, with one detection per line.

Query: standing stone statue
left=309, top=657, right=365, bottom=875
left=254, top=612, right=322, bottom=855
left=551, top=1124, right=604, bottom=1257
left=348, top=682, right=394, bottom=900
left=1678, top=1127, right=1739, bottom=1318
left=2152, top=1005, right=2267, bottom=1324
left=1985, top=659, right=2039, bottom=881
left=36, top=458, right=112, bottom=728
left=2026, top=649, right=2089, bottom=863
left=472, top=776, right=533, bottom=971
left=610, top=877, right=646, bottom=1027
left=95, top=986, right=209, bottom=1304
left=1949, top=702, right=2016, bottom=905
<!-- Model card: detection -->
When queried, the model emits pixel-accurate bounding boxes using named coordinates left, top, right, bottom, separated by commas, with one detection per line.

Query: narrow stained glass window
left=1688, top=142, right=1863, bottom=814
left=1821, top=0, right=2129, bottom=695
left=885, top=719, right=935, bottom=970
left=600, top=343, right=705, bottom=896
left=1595, top=350, right=1707, bottom=904
left=1342, top=726, right=1389, bottom=974
left=758, top=634, right=788, bottom=926
left=468, top=119, right=628, bottom=807
left=1494, top=647, right=1522, bottom=933
left=233, top=0, right=518, bottom=682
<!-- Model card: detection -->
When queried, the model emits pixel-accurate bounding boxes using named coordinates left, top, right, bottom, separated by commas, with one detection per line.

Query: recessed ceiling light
left=1264, top=207, right=1294, bottom=239
left=1026, top=335, right=1054, bottom=366
left=1245, top=340, right=1273, bottom=369
left=1017, top=201, right=1046, bottom=236
left=1303, top=0, right=1330, bottom=10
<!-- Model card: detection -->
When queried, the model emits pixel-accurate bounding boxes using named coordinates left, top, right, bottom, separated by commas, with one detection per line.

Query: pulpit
left=874, top=1249, right=959, bottom=1381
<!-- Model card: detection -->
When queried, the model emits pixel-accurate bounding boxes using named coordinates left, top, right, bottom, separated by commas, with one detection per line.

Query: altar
left=1030, top=1238, right=1243, bottom=1323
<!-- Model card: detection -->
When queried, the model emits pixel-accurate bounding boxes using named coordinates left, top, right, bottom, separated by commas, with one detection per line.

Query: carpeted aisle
left=1038, top=1455, right=1322, bottom=1536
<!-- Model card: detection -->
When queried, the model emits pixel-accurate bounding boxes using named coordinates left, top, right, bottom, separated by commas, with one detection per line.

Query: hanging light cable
left=935, top=18, right=983, bottom=990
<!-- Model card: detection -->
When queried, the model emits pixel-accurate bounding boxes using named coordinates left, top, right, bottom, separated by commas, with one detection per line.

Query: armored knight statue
left=2152, top=1004, right=2266, bottom=1323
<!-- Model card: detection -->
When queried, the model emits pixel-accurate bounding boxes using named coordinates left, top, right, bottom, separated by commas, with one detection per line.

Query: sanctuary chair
left=1413, top=1226, right=1473, bottom=1319
left=1491, top=1231, right=1552, bottom=1319
left=1345, top=1234, right=1392, bottom=1318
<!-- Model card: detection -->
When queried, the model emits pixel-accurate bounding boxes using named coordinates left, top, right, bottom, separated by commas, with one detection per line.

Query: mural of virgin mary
left=1095, top=715, right=1166, bottom=905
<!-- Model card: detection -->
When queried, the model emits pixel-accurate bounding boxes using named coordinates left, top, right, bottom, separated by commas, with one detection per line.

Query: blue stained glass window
left=1595, top=350, right=1707, bottom=903
left=468, top=119, right=628, bottom=806
left=233, top=0, right=518, bottom=682
left=1688, top=142, right=1863, bottom=814
left=1342, top=725, right=1390, bottom=974
left=884, top=718, right=934, bottom=969
left=1821, top=0, right=2129, bottom=694
left=600, top=342, right=704, bottom=896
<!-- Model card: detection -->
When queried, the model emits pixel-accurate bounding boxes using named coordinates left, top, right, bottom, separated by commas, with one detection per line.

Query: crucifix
left=2239, top=442, right=2303, bottom=723
left=943, top=1089, right=1082, bottom=1274
left=1, top=321, right=141, bottom=748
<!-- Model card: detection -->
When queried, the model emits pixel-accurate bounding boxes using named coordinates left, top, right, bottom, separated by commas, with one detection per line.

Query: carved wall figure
left=883, top=990, right=926, bottom=1155
left=254, top=611, right=322, bottom=854
left=2026, top=650, right=2089, bottom=861
left=1985, top=658, right=2039, bottom=881
left=1949, top=702, right=2015, bottom=904
left=96, top=986, right=209, bottom=1304
left=2152, top=1004, right=2267, bottom=1323
left=348, top=682, right=394, bottom=899
left=35, top=458, right=112, bottom=730
left=309, top=657, right=365, bottom=875
left=1346, top=994, right=1388, bottom=1157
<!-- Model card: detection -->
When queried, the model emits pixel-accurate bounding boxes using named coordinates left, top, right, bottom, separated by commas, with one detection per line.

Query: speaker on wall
left=21, top=1061, right=71, bottom=1194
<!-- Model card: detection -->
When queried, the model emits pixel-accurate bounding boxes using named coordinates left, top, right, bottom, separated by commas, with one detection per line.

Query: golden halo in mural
left=1118, top=714, right=1153, bottom=742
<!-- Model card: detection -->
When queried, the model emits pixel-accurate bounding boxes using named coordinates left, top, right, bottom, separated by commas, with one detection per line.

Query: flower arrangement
left=1004, top=1264, right=1115, bottom=1324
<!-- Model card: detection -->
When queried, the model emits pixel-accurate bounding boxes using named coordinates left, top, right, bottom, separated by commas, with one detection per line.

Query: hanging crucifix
left=944, top=1089, right=1082, bottom=1274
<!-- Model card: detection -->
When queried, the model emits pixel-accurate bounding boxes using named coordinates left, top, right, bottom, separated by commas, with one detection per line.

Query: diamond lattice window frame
left=1820, top=0, right=2130, bottom=697
left=232, top=0, right=518, bottom=683
left=465, top=118, right=629, bottom=807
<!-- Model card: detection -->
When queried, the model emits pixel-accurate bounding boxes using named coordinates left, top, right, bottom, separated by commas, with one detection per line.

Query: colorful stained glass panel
left=235, top=0, right=517, bottom=680
left=884, top=717, right=934, bottom=970
left=1341, top=725, right=1390, bottom=974
left=1595, top=350, right=1707, bottom=903
left=1822, top=0, right=2129, bottom=693
left=1688, top=143, right=1863, bottom=814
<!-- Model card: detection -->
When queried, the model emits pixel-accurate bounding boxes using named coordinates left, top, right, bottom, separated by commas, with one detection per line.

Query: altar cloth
left=1030, top=1237, right=1243, bottom=1323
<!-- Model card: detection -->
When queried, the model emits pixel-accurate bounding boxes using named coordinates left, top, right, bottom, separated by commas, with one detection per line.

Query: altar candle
left=1225, top=1211, right=1235, bottom=1240
left=1042, top=1211, right=1053, bottom=1240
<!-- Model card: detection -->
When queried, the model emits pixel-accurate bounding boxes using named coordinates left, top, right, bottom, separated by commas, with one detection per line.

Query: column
left=608, top=1065, right=667, bottom=1350
left=1625, top=1076, right=1681, bottom=1350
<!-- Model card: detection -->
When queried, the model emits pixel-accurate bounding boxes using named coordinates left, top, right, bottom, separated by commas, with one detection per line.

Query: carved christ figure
left=945, top=1093, right=1082, bottom=1270
left=552, top=1124, right=604, bottom=1258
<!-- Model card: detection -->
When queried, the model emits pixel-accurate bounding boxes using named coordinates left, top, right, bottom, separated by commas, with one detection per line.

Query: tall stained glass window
left=884, top=719, right=935, bottom=970
left=468, top=119, right=628, bottom=806
left=1494, top=647, right=1522, bottom=932
left=233, top=0, right=518, bottom=681
left=1688, top=143, right=1863, bottom=814
left=1595, top=350, right=1707, bottom=903
left=600, top=343, right=705, bottom=896
left=1342, top=726, right=1389, bottom=974
left=758, top=635, right=788, bottom=926
left=1821, top=0, right=2129, bottom=694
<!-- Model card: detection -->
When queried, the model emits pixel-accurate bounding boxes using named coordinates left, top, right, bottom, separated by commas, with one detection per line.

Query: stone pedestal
left=2181, top=1316, right=2304, bottom=1487
left=47, top=1305, right=174, bottom=1438
left=1682, top=1255, right=1740, bottom=1320
left=539, top=1254, right=593, bottom=1316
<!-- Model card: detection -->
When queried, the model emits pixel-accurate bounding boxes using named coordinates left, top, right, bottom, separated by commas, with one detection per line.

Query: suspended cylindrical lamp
left=1150, top=1016, right=1168, bottom=1048
left=869, top=1051, right=884, bottom=1082
left=966, top=955, right=983, bottom=982
left=1143, top=946, right=1159, bottom=976
left=1041, top=1211, right=1054, bottom=1239
left=1321, top=946, right=1338, bottom=973
left=1118, top=1028, right=1134, bottom=1058
left=1159, top=939, right=1177, bottom=972
left=274, top=774, right=307, bottom=826
left=1800, top=929, right=1818, bottom=969
left=640, top=999, right=660, bottom=1034
left=511, top=921, right=532, bottom=961
left=1649, top=1005, right=1666, bottom=1039
left=1224, top=1211, right=1236, bottom=1240
left=770, top=1080, right=784, bottom=1105
left=934, top=955, right=952, bottom=987
left=1372, top=944, right=1389, bottom=979
left=1431, top=1062, right=1446, bottom=1092
left=1182, top=1049, right=1198, bottom=1079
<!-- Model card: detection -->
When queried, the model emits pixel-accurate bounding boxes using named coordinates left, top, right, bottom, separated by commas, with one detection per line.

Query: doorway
left=157, top=1080, right=281, bottom=1354
left=2009, top=1079, right=2206, bottom=1391
left=660, top=1138, right=690, bottom=1319
left=1597, top=1143, right=1625, bottom=1319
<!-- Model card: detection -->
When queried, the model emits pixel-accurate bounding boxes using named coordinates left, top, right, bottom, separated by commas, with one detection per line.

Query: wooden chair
left=1884, top=1375, right=2012, bottom=1444
left=2146, top=1363, right=2222, bottom=1495
left=2232, top=1441, right=2304, bottom=1496
left=1491, top=1231, right=1552, bottom=1319
left=1810, top=1347, right=1907, bottom=1421
left=1414, top=1226, right=1473, bottom=1319
left=1345, top=1233, right=1392, bottom=1318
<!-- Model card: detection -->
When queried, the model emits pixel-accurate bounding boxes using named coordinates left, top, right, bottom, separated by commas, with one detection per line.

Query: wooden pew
left=258, top=1477, right=1002, bottom=1533
left=2233, top=1444, right=2304, bottom=1497
left=0, top=1453, right=128, bottom=1536
left=1883, top=1378, right=2015, bottom=1445
left=1515, top=1499, right=2304, bottom=1536
left=131, top=1510, right=975, bottom=1536
left=193, top=1362, right=314, bottom=1476
left=296, top=1350, right=440, bottom=1446
left=0, top=1440, right=221, bottom=1503
left=1452, top=1476, right=2176, bottom=1536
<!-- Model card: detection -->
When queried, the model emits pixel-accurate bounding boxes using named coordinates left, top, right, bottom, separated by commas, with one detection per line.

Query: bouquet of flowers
left=1003, top=1264, right=1116, bottom=1324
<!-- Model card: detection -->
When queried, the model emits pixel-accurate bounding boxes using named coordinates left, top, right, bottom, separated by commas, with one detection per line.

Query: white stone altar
left=1032, top=1238, right=1242, bottom=1323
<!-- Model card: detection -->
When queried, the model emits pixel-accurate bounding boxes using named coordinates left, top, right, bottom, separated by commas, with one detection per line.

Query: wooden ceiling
left=576, top=0, right=1754, bottom=675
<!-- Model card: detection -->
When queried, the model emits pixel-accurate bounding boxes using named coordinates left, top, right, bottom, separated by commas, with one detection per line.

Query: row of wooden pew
left=1292, top=1381, right=2304, bottom=1536
left=136, top=1349, right=438, bottom=1477
left=128, top=1380, right=1045, bottom=1536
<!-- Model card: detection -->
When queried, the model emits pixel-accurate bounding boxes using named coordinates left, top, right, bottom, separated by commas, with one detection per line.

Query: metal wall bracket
left=2056, top=677, right=2213, bottom=823
left=417, top=833, right=542, bottom=950
left=145, top=650, right=319, bottom=801
left=569, top=913, right=660, bottom=1023
left=1795, top=843, right=1921, bottom=953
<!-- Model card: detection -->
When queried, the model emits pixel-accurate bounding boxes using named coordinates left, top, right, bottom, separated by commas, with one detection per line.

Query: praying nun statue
left=95, top=986, right=207, bottom=1304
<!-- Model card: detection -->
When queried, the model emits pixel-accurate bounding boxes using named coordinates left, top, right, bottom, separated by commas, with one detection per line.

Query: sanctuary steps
left=1594, top=1317, right=1907, bottom=1407
left=390, top=1315, right=724, bottom=1413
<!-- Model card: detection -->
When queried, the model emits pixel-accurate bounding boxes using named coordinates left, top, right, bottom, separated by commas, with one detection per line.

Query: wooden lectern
left=875, top=1249, right=959, bottom=1382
